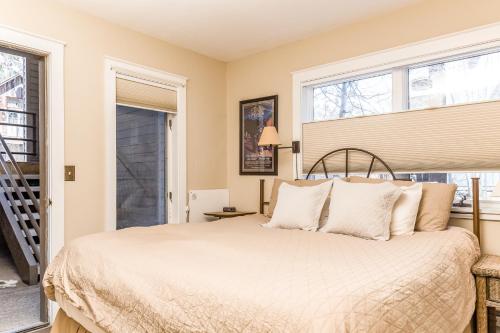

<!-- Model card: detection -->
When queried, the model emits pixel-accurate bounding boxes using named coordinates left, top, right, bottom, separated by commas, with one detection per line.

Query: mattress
left=43, top=215, right=480, bottom=333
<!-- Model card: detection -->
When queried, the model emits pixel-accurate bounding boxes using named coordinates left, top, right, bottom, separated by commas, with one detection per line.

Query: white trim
left=451, top=202, right=500, bottom=221
left=451, top=212, right=500, bottom=222
left=292, top=22, right=500, bottom=85
left=104, top=57, right=188, bottom=230
left=292, top=22, right=500, bottom=177
left=392, top=68, right=408, bottom=112
left=173, top=85, right=187, bottom=224
left=108, top=56, right=187, bottom=86
left=0, top=25, right=65, bottom=322
left=0, top=23, right=66, bottom=50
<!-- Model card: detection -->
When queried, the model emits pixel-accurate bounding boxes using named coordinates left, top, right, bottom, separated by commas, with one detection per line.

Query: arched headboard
left=258, top=147, right=481, bottom=243
left=304, top=147, right=396, bottom=180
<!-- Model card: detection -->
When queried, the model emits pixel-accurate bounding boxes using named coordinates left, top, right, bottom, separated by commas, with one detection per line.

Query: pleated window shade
left=116, top=77, right=177, bottom=112
left=302, top=100, right=500, bottom=174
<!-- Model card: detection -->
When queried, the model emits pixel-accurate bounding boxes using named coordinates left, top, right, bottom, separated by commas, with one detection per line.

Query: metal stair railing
left=0, top=133, right=40, bottom=261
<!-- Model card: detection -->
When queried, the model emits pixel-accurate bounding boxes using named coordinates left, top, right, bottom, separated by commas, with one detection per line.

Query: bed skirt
left=50, top=308, right=473, bottom=333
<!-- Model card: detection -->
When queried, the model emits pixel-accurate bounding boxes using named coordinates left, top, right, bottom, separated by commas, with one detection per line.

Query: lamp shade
left=491, top=181, right=500, bottom=197
left=258, top=126, right=281, bottom=146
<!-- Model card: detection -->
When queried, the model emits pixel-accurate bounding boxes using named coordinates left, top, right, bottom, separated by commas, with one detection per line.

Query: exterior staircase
left=0, top=48, right=43, bottom=286
left=0, top=135, right=40, bottom=285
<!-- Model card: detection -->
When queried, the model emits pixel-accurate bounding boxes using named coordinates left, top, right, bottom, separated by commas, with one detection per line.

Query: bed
left=43, top=148, right=481, bottom=333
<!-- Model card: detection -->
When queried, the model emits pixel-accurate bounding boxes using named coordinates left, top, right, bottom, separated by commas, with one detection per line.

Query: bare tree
left=314, top=76, right=391, bottom=120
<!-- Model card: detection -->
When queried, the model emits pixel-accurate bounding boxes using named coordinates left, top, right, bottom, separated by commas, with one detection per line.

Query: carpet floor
left=0, top=241, right=42, bottom=333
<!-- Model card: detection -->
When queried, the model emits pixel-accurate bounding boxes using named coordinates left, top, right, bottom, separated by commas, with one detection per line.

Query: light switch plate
left=65, top=165, right=75, bottom=181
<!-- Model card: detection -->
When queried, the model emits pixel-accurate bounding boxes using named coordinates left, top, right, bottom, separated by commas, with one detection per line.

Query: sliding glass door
left=116, top=105, right=168, bottom=229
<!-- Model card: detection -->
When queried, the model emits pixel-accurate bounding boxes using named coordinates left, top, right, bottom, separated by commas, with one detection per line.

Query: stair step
left=21, top=228, right=38, bottom=238
left=29, top=244, right=40, bottom=255
left=15, top=213, right=40, bottom=221
left=0, top=174, right=40, bottom=180
left=8, top=199, right=37, bottom=206
left=1, top=186, right=40, bottom=193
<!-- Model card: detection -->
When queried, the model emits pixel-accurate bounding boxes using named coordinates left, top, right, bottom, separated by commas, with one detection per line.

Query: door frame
left=104, top=57, right=188, bottom=229
left=0, top=24, right=65, bottom=322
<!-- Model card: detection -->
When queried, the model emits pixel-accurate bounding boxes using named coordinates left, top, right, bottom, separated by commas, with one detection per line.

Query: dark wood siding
left=25, top=56, right=41, bottom=162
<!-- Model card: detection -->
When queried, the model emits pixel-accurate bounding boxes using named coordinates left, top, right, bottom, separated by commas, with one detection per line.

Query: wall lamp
left=258, top=126, right=300, bottom=179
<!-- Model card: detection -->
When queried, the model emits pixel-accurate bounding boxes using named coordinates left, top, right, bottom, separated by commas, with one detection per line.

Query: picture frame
left=239, top=95, right=278, bottom=175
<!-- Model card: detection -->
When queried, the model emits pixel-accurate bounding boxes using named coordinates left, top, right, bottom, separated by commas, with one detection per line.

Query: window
left=313, top=73, right=392, bottom=120
left=308, top=49, right=500, bottom=122
left=0, top=49, right=28, bottom=162
left=409, top=51, right=500, bottom=109
left=297, top=30, right=500, bottom=213
left=308, top=171, right=500, bottom=207
left=399, top=172, right=500, bottom=205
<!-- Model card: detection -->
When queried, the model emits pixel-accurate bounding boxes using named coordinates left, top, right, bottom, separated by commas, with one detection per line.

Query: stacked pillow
left=348, top=176, right=457, bottom=232
left=320, top=179, right=403, bottom=240
left=263, top=176, right=457, bottom=240
left=266, top=178, right=337, bottom=228
left=264, top=181, right=333, bottom=231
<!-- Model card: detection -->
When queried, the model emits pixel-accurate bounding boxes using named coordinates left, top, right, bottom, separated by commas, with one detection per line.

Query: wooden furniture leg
left=476, top=276, right=488, bottom=333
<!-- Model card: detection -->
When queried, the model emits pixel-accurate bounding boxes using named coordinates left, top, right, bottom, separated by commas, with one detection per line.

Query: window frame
left=310, top=70, right=394, bottom=121
left=406, top=47, right=500, bottom=111
left=292, top=23, right=500, bottom=219
left=104, top=57, right=188, bottom=230
left=304, top=46, right=500, bottom=123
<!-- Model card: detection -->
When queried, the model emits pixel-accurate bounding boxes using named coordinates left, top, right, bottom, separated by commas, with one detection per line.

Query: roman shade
left=116, top=75, right=177, bottom=113
left=302, top=100, right=500, bottom=173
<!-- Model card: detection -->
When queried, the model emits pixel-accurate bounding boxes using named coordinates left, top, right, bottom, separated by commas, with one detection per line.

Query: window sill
left=451, top=206, right=500, bottom=222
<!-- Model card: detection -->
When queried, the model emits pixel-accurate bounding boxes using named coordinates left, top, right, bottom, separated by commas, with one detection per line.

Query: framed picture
left=239, top=95, right=278, bottom=175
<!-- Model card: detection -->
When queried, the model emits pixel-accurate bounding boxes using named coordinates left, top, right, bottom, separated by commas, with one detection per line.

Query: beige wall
left=0, top=0, right=227, bottom=241
left=226, top=0, right=500, bottom=254
left=450, top=219, right=500, bottom=255
left=2, top=0, right=499, bottom=254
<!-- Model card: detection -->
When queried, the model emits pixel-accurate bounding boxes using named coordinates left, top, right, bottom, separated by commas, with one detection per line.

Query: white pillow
left=263, top=180, right=333, bottom=231
left=321, top=179, right=402, bottom=240
left=391, top=183, right=423, bottom=236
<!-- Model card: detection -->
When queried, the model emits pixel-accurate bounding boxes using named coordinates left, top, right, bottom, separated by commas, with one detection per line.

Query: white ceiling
left=56, top=0, right=422, bottom=61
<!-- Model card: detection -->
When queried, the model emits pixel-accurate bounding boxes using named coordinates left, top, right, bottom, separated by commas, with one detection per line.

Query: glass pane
left=0, top=51, right=26, bottom=111
left=409, top=50, right=500, bottom=109
left=0, top=51, right=27, bottom=161
left=447, top=172, right=500, bottom=201
left=395, top=172, right=500, bottom=202
left=116, top=105, right=167, bottom=229
left=317, top=171, right=500, bottom=206
left=313, top=73, right=392, bottom=121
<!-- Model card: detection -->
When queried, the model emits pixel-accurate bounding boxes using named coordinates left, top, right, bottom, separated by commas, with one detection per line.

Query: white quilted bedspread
left=43, top=215, right=479, bottom=333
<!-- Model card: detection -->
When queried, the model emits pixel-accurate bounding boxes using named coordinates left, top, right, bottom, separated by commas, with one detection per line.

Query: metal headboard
left=260, top=147, right=396, bottom=214
left=258, top=147, right=481, bottom=243
left=305, top=147, right=396, bottom=180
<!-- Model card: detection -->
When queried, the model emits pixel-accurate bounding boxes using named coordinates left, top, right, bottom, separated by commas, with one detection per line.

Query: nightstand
left=203, top=211, right=256, bottom=220
left=472, top=255, right=500, bottom=333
